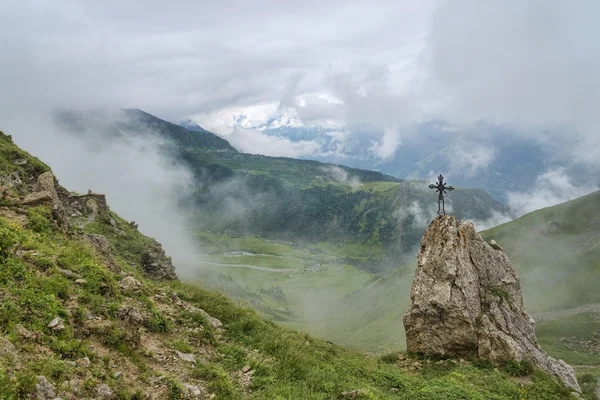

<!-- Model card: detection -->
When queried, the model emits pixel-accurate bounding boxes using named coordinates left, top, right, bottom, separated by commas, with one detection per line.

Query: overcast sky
left=1, top=0, right=599, bottom=160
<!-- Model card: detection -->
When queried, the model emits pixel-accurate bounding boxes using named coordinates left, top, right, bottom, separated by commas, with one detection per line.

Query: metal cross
left=428, top=174, right=454, bottom=215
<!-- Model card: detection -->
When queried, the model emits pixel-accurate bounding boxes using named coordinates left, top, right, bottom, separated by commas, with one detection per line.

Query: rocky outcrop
left=403, top=215, right=580, bottom=392
left=141, top=242, right=178, bottom=280
left=21, top=171, right=68, bottom=231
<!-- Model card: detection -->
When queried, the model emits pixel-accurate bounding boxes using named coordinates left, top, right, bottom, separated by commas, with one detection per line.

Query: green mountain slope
left=0, top=130, right=580, bottom=399
left=480, top=190, right=600, bottom=312
left=57, top=108, right=508, bottom=272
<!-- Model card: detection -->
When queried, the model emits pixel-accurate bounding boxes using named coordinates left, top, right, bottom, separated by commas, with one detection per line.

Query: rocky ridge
left=403, top=215, right=581, bottom=393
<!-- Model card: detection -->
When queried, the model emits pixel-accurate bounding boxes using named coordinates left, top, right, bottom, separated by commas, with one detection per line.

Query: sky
left=0, top=1, right=599, bottom=217
left=2, top=0, right=599, bottom=160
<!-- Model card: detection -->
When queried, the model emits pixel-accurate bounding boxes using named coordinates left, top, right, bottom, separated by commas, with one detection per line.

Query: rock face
left=141, top=242, right=178, bottom=280
left=21, top=171, right=68, bottom=231
left=403, top=215, right=580, bottom=392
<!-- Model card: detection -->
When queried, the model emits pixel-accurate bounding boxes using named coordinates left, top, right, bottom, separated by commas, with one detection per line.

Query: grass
left=480, top=190, right=600, bottom=312
left=0, top=129, right=583, bottom=399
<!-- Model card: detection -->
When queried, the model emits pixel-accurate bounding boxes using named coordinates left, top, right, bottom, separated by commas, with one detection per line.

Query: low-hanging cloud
left=322, top=166, right=361, bottom=190
left=506, top=168, right=598, bottom=217
left=0, top=110, right=203, bottom=277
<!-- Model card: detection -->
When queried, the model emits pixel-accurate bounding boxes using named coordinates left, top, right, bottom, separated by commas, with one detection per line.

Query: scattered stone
left=241, top=365, right=252, bottom=373
left=183, top=384, right=202, bottom=398
left=95, top=383, right=114, bottom=399
left=403, top=215, right=581, bottom=393
left=13, top=158, right=27, bottom=166
left=117, top=305, right=146, bottom=325
left=118, top=276, right=143, bottom=293
left=14, top=324, right=41, bottom=341
left=47, top=317, right=65, bottom=331
left=176, top=300, right=223, bottom=329
left=119, top=271, right=129, bottom=277
left=489, top=239, right=503, bottom=250
left=76, top=356, right=91, bottom=367
left=113, top=371, right=123, bottom=379
left=35, top=376, right=57, bottom=400
left=75, top=278, right=87, bottom=285
left=175, top=350, right=196, bottom=363
left=141, top=242, right=178, bottom=280
left=0, top=171, right=22, bottom=189
left=58, top=268, right=82, bottom=280
left=0, top=336, right=17, bottom=362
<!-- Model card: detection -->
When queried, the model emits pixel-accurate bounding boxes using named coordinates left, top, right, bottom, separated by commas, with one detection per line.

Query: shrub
left=379, top=352, right=400, bottom=364
left=0, top=220, right=19, bottom=259
left=26, top=206, right=53, bottom=235
left=501, top=360, right=534, bottom=376
left=471, top=358, right=495, bottom=370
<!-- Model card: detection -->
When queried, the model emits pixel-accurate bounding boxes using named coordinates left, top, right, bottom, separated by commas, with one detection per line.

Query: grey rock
left=118, top=276, right=143, bottom=293
left=58, top=268, right=82, bottom=280
left=184, top=384, right=202, bottom=398
left=117, top=305, right=146, bottom=325
left=76, top=356, right=91, bottom=367
left=35, top=376, right=57, bottom=400
left=0, top=171, right=22, bottom=188
left=0, top=336, right=17, bottom=362
left=141, top=242, right=178, bottom=280
left=175, top=350, right=196, bottom=363
left=95, top=383, right=114, bottom=399
left=113, top=371, right=123, bottom=379
left=47, top=317, right=65, bottom=331
left=403, top=215, right=581, bottom=393
left=21, top=172, right=68, bottom=231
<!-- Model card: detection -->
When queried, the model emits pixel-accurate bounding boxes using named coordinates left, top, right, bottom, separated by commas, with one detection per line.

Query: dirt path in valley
left=197, top=261, right=298, bottom=273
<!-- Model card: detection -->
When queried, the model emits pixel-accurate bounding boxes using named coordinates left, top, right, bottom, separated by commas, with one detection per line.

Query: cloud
left=322, top=166, right=361, bottom=190
left=369, top=128, right=402, bottom=161
left=1, top=111, right=202, bottom=276
left=422, top=0, right=600, bottom=161
left=447, top=141, right=495, bottom=178
left=506, top=167, right=597, bottom=217
left=224, top=126, right=323, bottom=158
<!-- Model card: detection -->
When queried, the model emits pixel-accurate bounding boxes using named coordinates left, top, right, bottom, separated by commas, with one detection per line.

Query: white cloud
left=506, top=168, right=597, bottom=216
left=224, top=126, right=323, bottom=158
left=369, top=128, right=401, bottom=160
left=322, top=166, right=361, bottom=190
left=447, top=141, right=495, bottom=178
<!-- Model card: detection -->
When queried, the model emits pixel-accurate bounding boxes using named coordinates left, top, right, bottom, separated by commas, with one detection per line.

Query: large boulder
left=21, top=171, right=68, bottom=231
left=403, top=215, right=580, bottom=392
left=141, top=242, right=178, bottom=280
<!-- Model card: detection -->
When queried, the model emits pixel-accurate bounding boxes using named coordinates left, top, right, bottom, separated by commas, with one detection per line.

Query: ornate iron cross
left=429, top=174, right=454, bottom=215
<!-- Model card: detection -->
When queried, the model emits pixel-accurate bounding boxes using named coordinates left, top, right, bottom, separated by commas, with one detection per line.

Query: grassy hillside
left=0, top=130, right=582, bottom=399
left=479, top=191, right=600, bottom=389
left=480, top=190, right=600, bottom=312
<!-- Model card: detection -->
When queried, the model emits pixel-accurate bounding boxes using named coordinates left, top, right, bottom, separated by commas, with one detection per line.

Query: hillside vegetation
left=0, top=130, right=580, bottom=399
left=480, top=191, right=600, bottom=388
left=57, top=109, right=507, bottom=272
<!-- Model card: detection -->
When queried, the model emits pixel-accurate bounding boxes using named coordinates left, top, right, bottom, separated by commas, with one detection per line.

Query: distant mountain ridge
left=232, top=121, right=599, bottom=203
left=55, top=108, right=508, bottom=271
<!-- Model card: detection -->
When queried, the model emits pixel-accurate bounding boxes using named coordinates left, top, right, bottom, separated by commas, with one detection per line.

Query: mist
left=0, top=110, right=203, bottom=277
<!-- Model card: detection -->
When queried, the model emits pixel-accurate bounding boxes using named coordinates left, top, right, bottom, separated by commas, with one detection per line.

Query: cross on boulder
left=428, top=174, right=454, bottom=215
